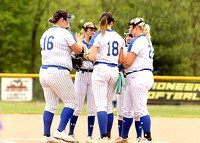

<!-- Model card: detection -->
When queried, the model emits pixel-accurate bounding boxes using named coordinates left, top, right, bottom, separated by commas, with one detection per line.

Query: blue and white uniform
left=74, top=40, right=95, bottom=117
left=126, top=34, right=154, bottom=118
left=89, top=30, right=125, bottom=138
left=69, top=40, right=95, bottom=137
left=39, top=26, right=78, bottom=138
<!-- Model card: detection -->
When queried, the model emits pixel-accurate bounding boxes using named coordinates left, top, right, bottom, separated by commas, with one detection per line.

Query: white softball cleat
left=69, top=134, right=79, bottom=143
left=136, top=137, right=142, bottom=142
left=53, top=130, right=75, bottom=142
left=86, top=136, right=93, bottom=143
left=95, top=137, right=109, bottom=143
left=41, top=135, right=63, bottom=143
left=142, top=138, right=152, bottom=143
left=113, top=137, right=129, bottom=143
left=113, top=136, right=121, bottom=142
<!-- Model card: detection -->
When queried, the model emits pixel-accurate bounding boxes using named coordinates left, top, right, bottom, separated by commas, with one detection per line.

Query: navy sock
left=107, top=113, right=114, bottom=138
left=97, top=111, right=108, bottom=138
left=112, top=100, right=117, bottom=108
left=140, top=115, right=151, bottom=132
left=43, top=111, right=54, bottom=136
left=69, top=115, right=78, bottom=135
left=121, top=117, right=133, bottom=139
left=135, top=121, right=142, bottom=138
left=118, top=120, right=123, bottom=137
left=88, top=116, right=95, bottom=137
left=58, top=107, right=74, bottom=132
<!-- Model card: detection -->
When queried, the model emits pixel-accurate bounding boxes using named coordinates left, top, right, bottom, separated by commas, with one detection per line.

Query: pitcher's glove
left=71, top=44, right=90, bottom=70
left=82, top=44, right=90, bottom=60
left=71, top=51, right=83, bottom=70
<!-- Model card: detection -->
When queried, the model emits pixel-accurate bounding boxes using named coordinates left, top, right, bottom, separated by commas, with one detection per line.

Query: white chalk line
left=0, top=138, right=172, bottom=143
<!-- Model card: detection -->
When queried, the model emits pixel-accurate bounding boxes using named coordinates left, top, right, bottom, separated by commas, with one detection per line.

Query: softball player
left=117, top=18, right=154, bottom=143
left=68, top=22, right=97, bottom=143
left=88, top=12, right=125, bottom=142
left=114, top=30, right=142, bottom=143
left=39, top=9, right=83, bottom=143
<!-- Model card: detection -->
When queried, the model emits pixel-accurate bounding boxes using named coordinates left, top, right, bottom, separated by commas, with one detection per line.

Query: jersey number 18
left=107, top=41, right=119, bottom=56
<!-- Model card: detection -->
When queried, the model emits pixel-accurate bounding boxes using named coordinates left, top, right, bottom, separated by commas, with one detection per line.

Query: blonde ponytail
left=143, top=24, right=152, bottom=47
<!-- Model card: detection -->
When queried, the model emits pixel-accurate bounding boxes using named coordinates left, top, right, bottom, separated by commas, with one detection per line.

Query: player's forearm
left=71, top=43, right=82, bottom=54
left=122, top=61, right=131, bottom=68
left=87, top=54, right=96, bottom=62
left=87, top=46, right=98, bottom=61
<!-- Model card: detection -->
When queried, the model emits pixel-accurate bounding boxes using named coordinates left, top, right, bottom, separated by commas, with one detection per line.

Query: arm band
left=118, top=64, right=125, bottom=69
left=87, top=56, right=94, bottom=63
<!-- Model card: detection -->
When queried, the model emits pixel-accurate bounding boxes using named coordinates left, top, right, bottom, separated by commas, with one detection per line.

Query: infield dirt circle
left=0, top=114, right=200, bottom=143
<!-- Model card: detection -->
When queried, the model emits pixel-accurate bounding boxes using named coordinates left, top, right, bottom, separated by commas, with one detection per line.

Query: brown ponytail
left=99, top=15, right=108, bottom=36
left=49, top=9, right=70, bottom=24
left=99, top=12, right=114, bottom=36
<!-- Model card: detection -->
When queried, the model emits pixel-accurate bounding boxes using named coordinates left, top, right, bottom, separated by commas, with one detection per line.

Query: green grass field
left=0, top=101, right=200, bottom=118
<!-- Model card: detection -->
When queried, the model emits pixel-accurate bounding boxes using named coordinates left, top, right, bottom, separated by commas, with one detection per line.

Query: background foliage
left=0, top=0, right=199, bottom=76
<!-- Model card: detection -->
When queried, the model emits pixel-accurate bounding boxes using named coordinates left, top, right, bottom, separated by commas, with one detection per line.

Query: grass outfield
left=0, top=101, right=200, bottom=118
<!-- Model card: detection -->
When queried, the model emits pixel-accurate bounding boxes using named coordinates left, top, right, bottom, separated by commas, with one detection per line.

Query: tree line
left=0, top=0, right=199, bottom=76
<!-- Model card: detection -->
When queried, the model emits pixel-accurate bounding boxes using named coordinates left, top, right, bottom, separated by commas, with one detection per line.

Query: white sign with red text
left=1, top=78, right=33, bottom=101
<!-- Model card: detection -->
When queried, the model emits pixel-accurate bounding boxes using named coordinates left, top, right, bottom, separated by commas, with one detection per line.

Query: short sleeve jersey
left=81, top=40, right=94, bottom=69
left=126, top=34, right=154, bottom=73
left=89, top=30, right=125, bottom=65
left=40, top=26, right=77, bottom=71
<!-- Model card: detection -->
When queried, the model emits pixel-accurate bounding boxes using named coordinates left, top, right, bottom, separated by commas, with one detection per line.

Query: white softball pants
left=124, top=70, right=154, bottom=118
left=73, top=70, right=95, bottom=116
left=39, top=67, right=77, bottom=114
left=92, top=64, right=119, bottom=114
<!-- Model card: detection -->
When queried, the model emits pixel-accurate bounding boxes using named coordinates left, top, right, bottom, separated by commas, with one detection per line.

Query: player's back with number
left=40, top=27, right=76, bottom=70
left=128, top=35, right=154, bottom=72
left=90, top=30, right=124, bottom=64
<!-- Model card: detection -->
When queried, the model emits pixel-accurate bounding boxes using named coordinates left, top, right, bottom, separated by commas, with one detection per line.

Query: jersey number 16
left=43, top=36, right=54, bottom=50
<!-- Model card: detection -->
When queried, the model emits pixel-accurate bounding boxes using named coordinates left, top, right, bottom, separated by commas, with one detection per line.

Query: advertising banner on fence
left=148, top=80, right=200, bottom=104
left=1, top=78, right=33, bottom=101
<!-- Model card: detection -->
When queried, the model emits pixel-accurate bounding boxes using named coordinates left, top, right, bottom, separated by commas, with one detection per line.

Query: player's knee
left=97, top=106, right=107, bottom=112
left=118, top=115, right=123, bottom=120
left=135, top=109, right=149, bottom=118
left=134, top=116, right=140, bottom=121
left=45, top=106, right=58, bottom=114
left=107, top=105, right=113, bottom=114
left=123, top=111, right=134, bottom=118
left=87, top=110, right=95, bottom=116
left=73, top=109, right=82, bottom=116
left=117, top=112, right=123, bottom=117
left=64, top=100, right=77, bottom=110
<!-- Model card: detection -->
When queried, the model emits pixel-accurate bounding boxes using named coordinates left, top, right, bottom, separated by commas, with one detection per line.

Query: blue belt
left=77, top=69, right=93, bottom=73
left=94, top=62, right=117, bottom=67
left=42, top=65, right=70, bottom=72
left=126, top=69, right=152, bottom=75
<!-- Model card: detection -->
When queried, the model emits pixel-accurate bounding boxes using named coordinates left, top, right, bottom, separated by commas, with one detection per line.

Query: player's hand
left=119, top=69, right=125, bottom=74
left=75, top=32, right=83, bottom=45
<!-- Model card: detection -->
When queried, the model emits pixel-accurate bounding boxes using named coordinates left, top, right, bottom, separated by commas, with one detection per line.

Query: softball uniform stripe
left=40, top=26, right=77, bottom=71
left=39, top=68, right=77, bottom=112
left=126, top=34, right=154, bottom=72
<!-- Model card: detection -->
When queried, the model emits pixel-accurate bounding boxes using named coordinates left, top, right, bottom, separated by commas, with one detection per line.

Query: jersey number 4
left=107, top=41, right=119, bottom=56
left=43, top=36, right=54, bottom=50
